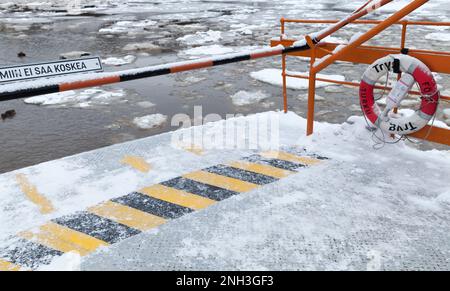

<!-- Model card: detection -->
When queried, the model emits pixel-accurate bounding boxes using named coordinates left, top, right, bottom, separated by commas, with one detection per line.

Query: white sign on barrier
left=0, top=57, right=103, bottom=83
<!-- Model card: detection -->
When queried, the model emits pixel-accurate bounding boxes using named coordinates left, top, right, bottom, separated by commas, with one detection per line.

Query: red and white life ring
left=359, top=54, right=439, bottom=135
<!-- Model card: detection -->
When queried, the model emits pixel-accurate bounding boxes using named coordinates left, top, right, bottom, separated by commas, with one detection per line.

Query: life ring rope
left=359, top=54, right=440, bottom=136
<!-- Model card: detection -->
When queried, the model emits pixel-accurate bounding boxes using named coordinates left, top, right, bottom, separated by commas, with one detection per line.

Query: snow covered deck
left=0, top=111, right=449, bottom=271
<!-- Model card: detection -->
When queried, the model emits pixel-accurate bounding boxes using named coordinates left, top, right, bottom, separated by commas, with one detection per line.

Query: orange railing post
left=305, top=35, right=317, bottom=136
left=282, top=54, right=288, bottom=113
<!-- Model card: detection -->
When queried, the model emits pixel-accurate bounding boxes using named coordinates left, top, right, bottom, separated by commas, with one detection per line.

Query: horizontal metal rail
left=0, top=0, right=395, bottom=102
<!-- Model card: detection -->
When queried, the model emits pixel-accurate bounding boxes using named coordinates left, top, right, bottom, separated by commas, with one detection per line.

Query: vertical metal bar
left=306, top=72, right=317, bottom=136
left=306, top=36, right=317, bottom=136
left=282, top=54, right=288, bottom=113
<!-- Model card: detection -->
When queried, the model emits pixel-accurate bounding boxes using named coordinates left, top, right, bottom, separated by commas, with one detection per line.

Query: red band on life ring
left=358, top=55, right=440, bottom=135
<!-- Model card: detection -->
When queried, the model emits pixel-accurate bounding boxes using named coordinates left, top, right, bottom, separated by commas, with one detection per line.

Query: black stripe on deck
left=212, top=55, right=251, bottom=66
left=112, top=192, right=193, bottom=219
left=244, top=154, right=305, bottom=171
left=0, top=239, right=62, bottom=269
left=204, top=164, right=278, bottom=185
left=120, top=68, right=171, bottom=82
left=161, top=177, right=238, bottom=201
left=53, top=212, right=140, bottom=244
left=282, top=148, right=329, bottom=161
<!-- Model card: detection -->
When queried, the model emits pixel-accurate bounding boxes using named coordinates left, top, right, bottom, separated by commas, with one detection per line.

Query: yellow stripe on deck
left=16, top=173, right=55, bottom=214
left=184, top=171, right=259, bottom=193
left=19, top=222, right=107, bottom=256
left=0, top=259, right=21, bottom=271
left=121, top=155, right=151, bottom=173
left=88, top=201, right=166, bottom=231
left=228, top=161, right=294, bottom=179
left=260, top=151, right=321, bottom=166
left=140, top=184, right=216, bottom=210
left=179, top=144, right=204, bottom=156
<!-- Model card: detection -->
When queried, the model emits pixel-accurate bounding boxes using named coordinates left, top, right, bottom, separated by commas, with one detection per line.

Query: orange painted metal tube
left=282, top=54, right=288, bottom=113
left=312, top=0, right=430, bottom=73
left=408, top=125, right=450, bottom=145
left=283, top=73, right=450, bottom=101
left=313, top=0, right=394, bottom=42
left=282, top=19, right=450, bottom=27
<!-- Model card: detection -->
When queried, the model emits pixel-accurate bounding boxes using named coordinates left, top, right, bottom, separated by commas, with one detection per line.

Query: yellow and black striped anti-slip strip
left=0, top=150, right=326, bottom=270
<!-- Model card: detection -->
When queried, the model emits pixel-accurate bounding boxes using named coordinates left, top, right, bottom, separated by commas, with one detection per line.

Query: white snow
left=250, top=68, right=346, bottom=90
left=425, top=32, right=450, bottom=42
left=137, top=101, right=155, bottom=108
left=76, top=111, right=449, bottom=271
left=180, top=45, right=234, bottom=57
left=59, top=51, right=91, bottom=59
left=133, top=113, right=167, bottom=129
left=0, top=110, right=449, bottom=270
left=177, top=30, right=222, bottom=46
left=230, top=90, right=269, bottom=106
left=102, top=55, right=136, bottom=66
left=24, top=88, right=126, bottom=107
left=37, top=252, right=81, bottom=271
left=179, top=45, right=263, bottom=59
left=99, top=20, right=157, bottom=35
left=443, top=108, right=450, bottom=119
left=122, top=42, right=162, bottom=53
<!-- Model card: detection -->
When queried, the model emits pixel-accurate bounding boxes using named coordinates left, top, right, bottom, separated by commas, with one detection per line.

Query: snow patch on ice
left=24, top=88, right=127, bottom=107
left=230, top=90, right=269, bottom=106
left=102, top=55, right=136, bottom=66
left=180, top=45, right=234, bottom=57
left=250, top=69, right=345, bottom=90
left=177, top=30, right=222, bottom=46
left=425, top=32, right=450, bottom=42
left=37, top=252, right=81, bottom=271
left=122, top=42, right=162, bottom=53
left=99, top=20, right=157, bottom=35
left=133, top=113, right=167, bottom=129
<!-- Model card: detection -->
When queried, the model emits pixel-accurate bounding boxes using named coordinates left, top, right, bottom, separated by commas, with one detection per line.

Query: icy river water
left=0, top=0, right=449, bottom=173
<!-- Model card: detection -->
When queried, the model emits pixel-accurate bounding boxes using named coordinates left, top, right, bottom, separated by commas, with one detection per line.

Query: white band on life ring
left=359, top=54, right=440, bottom=135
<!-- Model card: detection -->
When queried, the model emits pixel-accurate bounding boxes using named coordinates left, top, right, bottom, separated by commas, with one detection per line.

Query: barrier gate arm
left=0, top=0, right=393, bottom=102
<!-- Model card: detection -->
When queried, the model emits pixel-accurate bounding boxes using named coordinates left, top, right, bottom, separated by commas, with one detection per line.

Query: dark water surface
left=0, top=0, right=449, bottom=173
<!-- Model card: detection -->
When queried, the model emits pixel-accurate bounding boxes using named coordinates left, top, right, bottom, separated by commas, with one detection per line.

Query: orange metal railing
left=272, top=0, right=450, bottom=146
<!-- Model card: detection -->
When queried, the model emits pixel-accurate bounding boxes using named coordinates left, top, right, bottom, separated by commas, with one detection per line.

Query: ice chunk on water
left=133, top=113, right=167, bottom=129
left=177, top=30, right=222, bottom=46
left=102, top=55, right=136, bottom=66
left=250, top=69, right=345, bottom=90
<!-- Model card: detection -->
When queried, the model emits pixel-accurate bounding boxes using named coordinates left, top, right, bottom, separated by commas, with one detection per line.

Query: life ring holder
left=359, top=54, right=440, bottom=135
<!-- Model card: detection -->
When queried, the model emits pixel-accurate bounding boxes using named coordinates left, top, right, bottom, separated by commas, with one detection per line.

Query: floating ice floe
left=178, top=44, right=262, bottom=59
left=177, top=30, right=222, bottom=46
left=102, top=55, right=136, bottom=66
left=137, top=101, right=155, bottom=109
left=297, top=93, right=325, bottom=101
left=425, top=32, right=450, bottom=42
left=133, top=114, right=167, bottom=129
left=99, top=20, right=157, bottom=35
left=180, top=45, right=234, bottom=57
left=122, top=42, right=162, bottom=53
left=376, top=98, right=420, bottom=107
left=230, top=90, right=269, bottom=106
left=250, top=69, right=345, bottom=90
left=59, top=51, right=91, bottom=59
left=24, top=88, right=127, bottom=107
left=324, top=86, right=346, bottom=93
